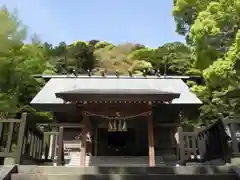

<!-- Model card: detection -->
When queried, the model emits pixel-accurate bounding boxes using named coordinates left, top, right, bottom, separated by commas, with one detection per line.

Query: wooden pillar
left=57, top=126, right=64, bottom=165
left=94, top=127, right=98, bottom=156
left=148, top=110, right=155, bottom=167
left=80, top=115, right=87, bottom=167
left=49, top=127, right=57, bottom=159
left=177, top=126, right=185, bottom=162
left=49, top=114, right=57, bottom=160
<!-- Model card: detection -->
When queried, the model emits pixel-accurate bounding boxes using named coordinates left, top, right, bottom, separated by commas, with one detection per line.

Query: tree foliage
left=0, top=6, right=54, bottom=116
left=173, top=0, right=240, bottom=124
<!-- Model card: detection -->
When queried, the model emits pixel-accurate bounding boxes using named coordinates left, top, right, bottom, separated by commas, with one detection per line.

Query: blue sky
left=1, top=0, right=185, bottom=47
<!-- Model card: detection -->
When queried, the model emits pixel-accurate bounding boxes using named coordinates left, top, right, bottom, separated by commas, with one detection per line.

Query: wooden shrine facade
left=30, top=75, right=202, bottom=167
left=55, top=88, right=181, bottom=167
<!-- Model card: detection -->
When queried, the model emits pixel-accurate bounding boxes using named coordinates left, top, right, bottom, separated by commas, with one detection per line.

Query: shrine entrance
left=97, top=128, right=137, bottom=156
left=87, top=110, right=150, bottom=158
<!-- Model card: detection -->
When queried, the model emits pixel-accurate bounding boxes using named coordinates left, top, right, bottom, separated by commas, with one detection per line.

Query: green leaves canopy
left=173, top=0, right=240, bottom=123
left=0, top=6, right=54, bottom=116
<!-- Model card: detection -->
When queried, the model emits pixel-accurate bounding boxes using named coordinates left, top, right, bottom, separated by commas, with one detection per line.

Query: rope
left=83, top=111, right=151, bottom=120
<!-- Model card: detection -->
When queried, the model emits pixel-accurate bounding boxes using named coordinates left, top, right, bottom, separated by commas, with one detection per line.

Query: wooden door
left=97, top=128, right=136, bottom=156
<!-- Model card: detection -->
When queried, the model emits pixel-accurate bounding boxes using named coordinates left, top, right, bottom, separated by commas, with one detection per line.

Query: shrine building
left=30, top=74, right=202, bottom=167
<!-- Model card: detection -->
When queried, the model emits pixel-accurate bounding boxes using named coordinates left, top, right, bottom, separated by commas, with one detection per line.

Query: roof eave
left=55, top=93, right=180, bottom=102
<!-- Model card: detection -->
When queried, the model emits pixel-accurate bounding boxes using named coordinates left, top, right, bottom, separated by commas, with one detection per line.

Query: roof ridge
left=34, top=74, right=192, bottom=79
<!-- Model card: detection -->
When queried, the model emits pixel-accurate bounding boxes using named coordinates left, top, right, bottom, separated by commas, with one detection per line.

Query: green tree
left=68, top=41, right=96, bottom=72
left=95, top=41, right=112, bottom=49
left=173, top=0, right=240, bottom=124
left=129, top=42, right=194, bottom=75
left=0, top=6, right=55, bottom=116
left=88, top=39, right=100, bottom=46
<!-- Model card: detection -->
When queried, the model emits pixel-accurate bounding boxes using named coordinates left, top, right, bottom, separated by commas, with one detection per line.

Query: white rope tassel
left=118, top=119, right=122, bottom=131
left=86, top=132, right=91, bottom=142
left=108, top=120, right=113, bottom=132
left=85, top=110, right=150, bottom=132
left=113, top=120, right=117, bottom=131
left=122, top=120, right=127, bottom=131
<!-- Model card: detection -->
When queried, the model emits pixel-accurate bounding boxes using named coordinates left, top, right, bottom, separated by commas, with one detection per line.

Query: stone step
left=66, top=156, right=170, bottom=167
left=11, top=174, right=238, bottom=180
left=17, top=165, right=237, bottom=175
left=88, top=156, right=166, bottom=166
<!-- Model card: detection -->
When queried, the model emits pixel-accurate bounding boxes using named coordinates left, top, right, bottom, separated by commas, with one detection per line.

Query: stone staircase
left=65, top=154, right=176, bottom=166
left=10, top=165, right=239, bottom=180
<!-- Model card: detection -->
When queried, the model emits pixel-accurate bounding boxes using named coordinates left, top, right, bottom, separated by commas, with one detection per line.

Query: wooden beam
left=0, top=119, right=22, bottom=123
left=148, top=110, right=155, bottom=167
left=83, top=108, right=150, bottom=119
left=44, top=132, right=59, bottom=135
left=36, top=123, right=84, bottom=128
left=155, top=123, right=179, bottom=127
left=83, top=104, right=149, bottom=115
